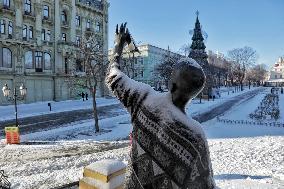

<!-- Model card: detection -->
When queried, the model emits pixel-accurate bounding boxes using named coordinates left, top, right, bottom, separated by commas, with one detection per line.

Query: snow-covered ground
left=1, top=87, right=284, bottom=189
left=0, top=97, right=119, bottom=121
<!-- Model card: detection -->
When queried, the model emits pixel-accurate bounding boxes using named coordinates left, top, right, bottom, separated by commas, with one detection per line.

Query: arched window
left=44, top=53, right=51, bottom=70
left=61, top=10, right=67, bottom=24
left=25, top=51, right=33, bottom=69
left=2, top=48, right=12, bottom=68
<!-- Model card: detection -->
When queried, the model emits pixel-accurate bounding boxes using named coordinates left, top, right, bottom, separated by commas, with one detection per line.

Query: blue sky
left=108, top=0, right=284, bottom=67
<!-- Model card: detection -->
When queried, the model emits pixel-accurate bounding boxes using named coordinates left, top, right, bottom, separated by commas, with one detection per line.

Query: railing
left=216, top=117, right=284, bottom=128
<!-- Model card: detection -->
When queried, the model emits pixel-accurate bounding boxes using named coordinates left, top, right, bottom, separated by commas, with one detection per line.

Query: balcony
left=85, top=28, right=94, bottom=34
left=23, top=11, right=36, bottom=21
left=0, top=5, right=15, bottom=15
left=42, top=41, right=53, bottom=46
left=75, top=0, right=104, bottom=14
left=61, top=21, right=69, bottom=29
left=42, top=16, right=53, bottom=25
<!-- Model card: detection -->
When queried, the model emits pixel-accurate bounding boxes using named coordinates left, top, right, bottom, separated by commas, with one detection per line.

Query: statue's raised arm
left=110, top=23, right=138, bottom=65
left=106, top=23, right=151, bottom=115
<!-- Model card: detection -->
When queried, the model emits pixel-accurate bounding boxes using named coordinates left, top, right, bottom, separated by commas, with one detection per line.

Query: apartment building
left=0, top=0, right=108, bottom=104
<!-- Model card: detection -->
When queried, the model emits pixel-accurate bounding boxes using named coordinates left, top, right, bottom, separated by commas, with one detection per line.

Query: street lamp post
left=2, top=83, right=27, bottom=127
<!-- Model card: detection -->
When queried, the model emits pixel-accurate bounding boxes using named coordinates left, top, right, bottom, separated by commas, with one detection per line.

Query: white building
left=266, top=57, right=284, bottom=87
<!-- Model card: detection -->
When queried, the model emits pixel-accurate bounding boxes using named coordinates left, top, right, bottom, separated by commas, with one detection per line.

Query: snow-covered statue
left=106, top=23, right=215, bottom=189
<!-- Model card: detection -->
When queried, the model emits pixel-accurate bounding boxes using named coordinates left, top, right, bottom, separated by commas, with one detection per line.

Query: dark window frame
left=29, top=26, right=33, bottom=39
left=24, top=50, right=34, bottom=69
left=8, top=21, right=13, bottom=36
left=22, top=24, right=27, bottom=40
left=2, top=47, right=12, bottom=68
left=43, top=5, right=49, bottom=18
left=0, top=20, right=6, bottom=34
left=35, top=51, right=43, bottom=69
left=75, top=15, right=80, bottom=27
left=3, top=0, right=10, bottom=8
left=62, top=33, right=66, bottom=41
left=24, top=0, right=32, bottom=14
left=44, top=52, right=51, bottom=70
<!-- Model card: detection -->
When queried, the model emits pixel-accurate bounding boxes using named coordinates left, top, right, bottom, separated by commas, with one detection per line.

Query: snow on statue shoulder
left=106, top=23, right=215, bottom=189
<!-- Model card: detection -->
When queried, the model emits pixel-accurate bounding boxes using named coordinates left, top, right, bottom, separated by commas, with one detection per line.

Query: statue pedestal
left=79, top=159, right=126, bottom=189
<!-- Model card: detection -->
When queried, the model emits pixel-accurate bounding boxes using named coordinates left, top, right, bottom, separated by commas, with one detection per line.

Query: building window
left=140, top=71, right=144, bottom=77
left=61, top=10, right=67, bottom=24
left=24, top=0, right=32, bottom=14
left=0, top=20, right=6, bottom=34
left=29, top=26, right=33, bottom=39
left=64, top=58, right=68, bottom=74
left=22, top=25, right=27, bottom=40
left=25, top=51, right=33, bottom=69
left=2, top=47, right=12, bottom=68
left=62, top=33, right=66, bottom=41
left=35, top=51, right=42, bottom=69
left=280, top=75, right=283, bottom=79
left=8, top=21, right=13, bottom=37
left=86, top=19, right=91, bottom=29
left=3, top=0, right=10, bottom=8
left=75, top=15, right=80, bottom=27
left=44, top=53, right=51, bottom=70
left=76, top=59, right=83, bottom=72
left=43, top=5, right=49, bottom=19
left=46, top=30, right=51, bottom=41
left=76, top=36, right=80, bottom=46
left=275, top=75, right=277, bottom=79
left=86, top=1, right=91, bottom=6
left=95, top=21, right=101, bottom=32
left=41, top=29, right=45, bottom=40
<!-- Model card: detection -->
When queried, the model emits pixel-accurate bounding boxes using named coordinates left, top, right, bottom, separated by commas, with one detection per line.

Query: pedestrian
left=81, top=92, right=85, bottom=101
left=85, top=92, right=88, bottom=100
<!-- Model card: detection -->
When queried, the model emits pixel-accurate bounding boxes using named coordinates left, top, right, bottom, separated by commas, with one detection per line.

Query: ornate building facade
left=108, top=44, right=182, bottom=89
left=265, top=57, right=284, bottom=87
left=0, top=0, right=108, bottom=104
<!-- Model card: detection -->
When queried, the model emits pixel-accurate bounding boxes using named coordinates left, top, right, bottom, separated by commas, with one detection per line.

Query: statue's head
left=170, top=57, right=205, bottom=112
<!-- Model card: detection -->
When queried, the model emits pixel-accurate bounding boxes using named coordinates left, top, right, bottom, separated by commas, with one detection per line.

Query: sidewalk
left=0, top=97, right=120, bottom=121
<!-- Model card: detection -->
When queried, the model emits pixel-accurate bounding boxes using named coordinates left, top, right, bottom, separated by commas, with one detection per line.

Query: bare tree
left=246, top=64, right=268, bottom=87
left=179, top=43, right=191, bottom=57
left=67, top=34, right=106, bottom=132
left=227, top=46, right=258, bottom=90
left=155, top=50, right=180, bottom=89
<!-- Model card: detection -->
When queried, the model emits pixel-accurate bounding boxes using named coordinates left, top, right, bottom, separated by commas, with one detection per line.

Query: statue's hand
left=113, top=23, right=139, bottom=61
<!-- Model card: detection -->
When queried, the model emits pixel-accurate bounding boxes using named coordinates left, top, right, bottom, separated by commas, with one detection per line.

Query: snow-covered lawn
left=1, top=87, right=284, bottom=189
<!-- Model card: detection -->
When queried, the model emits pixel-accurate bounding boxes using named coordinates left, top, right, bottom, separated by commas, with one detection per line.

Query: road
left=0, top=104, right=125, bottom=135
left=0, top=88, right=264, bottom=136
left=193, top=87, right=265, bottom=123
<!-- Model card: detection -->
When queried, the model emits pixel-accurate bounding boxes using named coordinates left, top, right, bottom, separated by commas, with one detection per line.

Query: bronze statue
left=106, top=23, right=215, bottom=189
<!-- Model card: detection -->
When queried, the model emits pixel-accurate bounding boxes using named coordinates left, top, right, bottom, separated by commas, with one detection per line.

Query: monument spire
left=189, top=11, right=212, bottom=96
left=189, top=10, right=207, bottom=64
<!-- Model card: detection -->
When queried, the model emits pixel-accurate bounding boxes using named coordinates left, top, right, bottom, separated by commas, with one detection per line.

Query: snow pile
left=80, top=159, right=126, bottom=189
left=85, top=159, right=126, bottom=176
